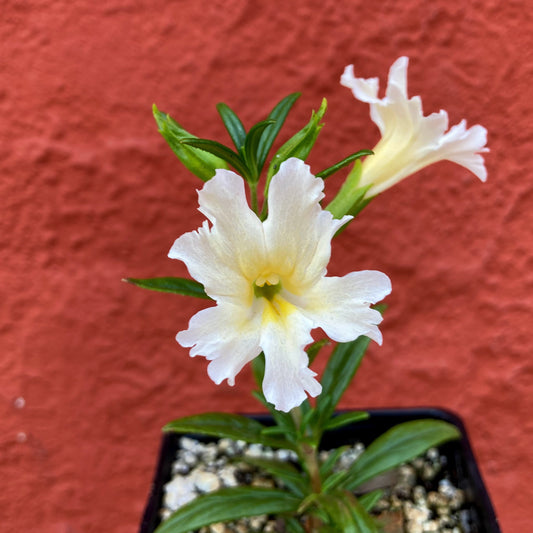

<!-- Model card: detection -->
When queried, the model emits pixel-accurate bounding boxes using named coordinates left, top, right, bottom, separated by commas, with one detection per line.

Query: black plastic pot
left=139, top=408, right=500, bottom=533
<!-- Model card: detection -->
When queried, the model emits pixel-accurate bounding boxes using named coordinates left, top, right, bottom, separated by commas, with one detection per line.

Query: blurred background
left=1, top=1, right=531, bottom=531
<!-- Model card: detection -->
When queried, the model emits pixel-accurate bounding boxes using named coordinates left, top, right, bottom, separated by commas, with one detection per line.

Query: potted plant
left=126, top=57, right=497, bottom=532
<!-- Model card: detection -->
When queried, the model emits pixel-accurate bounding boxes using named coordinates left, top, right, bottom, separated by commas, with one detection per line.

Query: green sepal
left=326, top=159, right=372, bottom=220
left=154, top=487, right=301, bottom=533
left=323, top=411, right=369, bottom=431
left=256, top=92, right=301, bottom=172
left=216, top=102, right=247, bottom=151
left=153, top=104, right=227, bottom=181
left=316, top=150, right=373, bottom=180
left=179, top=137, right=251, bottom=180
left=122, top=277, right=211, bottom=299
left=338, top=419, right=462, bottom=492
left=163, top=412, right=292, bottom=450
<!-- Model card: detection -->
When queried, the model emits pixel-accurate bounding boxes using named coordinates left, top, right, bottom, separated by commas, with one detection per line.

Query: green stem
left=250, top=182, right=259, bottom=215
left=290, top=407, right=322, bottom=532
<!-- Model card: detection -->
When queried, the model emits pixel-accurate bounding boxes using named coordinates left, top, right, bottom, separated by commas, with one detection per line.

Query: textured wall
left=1, top=1, right=531, bottom=531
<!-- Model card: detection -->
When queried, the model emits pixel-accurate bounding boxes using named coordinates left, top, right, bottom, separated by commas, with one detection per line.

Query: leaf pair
left=156, top=92, right=301, bottom=185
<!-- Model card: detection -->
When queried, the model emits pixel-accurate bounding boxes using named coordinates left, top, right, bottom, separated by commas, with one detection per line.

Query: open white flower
left=341, top=57, right=489, bottom=197
left=169, top=158, right=391, bottom=412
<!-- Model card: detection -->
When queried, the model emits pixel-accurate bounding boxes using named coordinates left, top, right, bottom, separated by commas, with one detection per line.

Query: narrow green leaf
left=241, top=457, right=308, bottom=497
left=256, top=92, right=301, bottom=172
left=163, top=412, right=290, bottom=449
left=179, top=137, right=250, bottom=180
left=307, top=339, right=330, bottom=365
left=321, top=470, right=349, bottom=494
left=358, top=490, right=384, bottom=512
left=155, top=487, right=301, bottom=533
left=123, top=277, right=211, bottom=299
left=342, top=420, right=461, bottom=491
left=323, top=411, right=369, bottom=431
left=252, top=390, right=298, bottom=444
left=316, top=336, right=371, bottom=424
left=319, top=445, right=349, bottom=477
left=317, top=150, right=373, bottom=179
left=314, top=494, right=359, bottom=533
left=338, top=490, right=380, bottom=533
left=216, top=102, right=246, bottom=150
left=266, top=98, right=327, bottom=181
left=251, top=352, right=265, bottom=388
left=243, top=119, right=275, bottom=181
left=153, top=105, right=227, bottom=181
left=284, top=516, right=307, bottom=533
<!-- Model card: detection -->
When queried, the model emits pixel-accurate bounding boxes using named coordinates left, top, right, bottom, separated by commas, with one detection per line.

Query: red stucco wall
left=1, top=1, right=531, bottom=531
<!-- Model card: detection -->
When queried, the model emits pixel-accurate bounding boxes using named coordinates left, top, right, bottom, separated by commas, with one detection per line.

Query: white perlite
left=161, top=437, right=467, bottom=533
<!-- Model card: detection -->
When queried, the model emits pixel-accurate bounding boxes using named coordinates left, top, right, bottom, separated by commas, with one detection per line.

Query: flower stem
left=250, top=182, right=259, bottom=215
left=290, top=407, right=322, bottom=532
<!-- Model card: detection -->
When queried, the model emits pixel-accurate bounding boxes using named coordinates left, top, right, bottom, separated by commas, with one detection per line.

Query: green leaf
left=163, top=412, right=290, bottom=449
left=216, top=102, right=247, bottom=151
left=314, top=494, right=360, bottom=533
left=266, top=98, right=327, bottom=181
left=153, top=104, right=228, bottom=181
left=155, top=487, right=301, bottom=533
left=251, top=352, right=266, bottom=388
left=256, top=92, right=301, bottom=172
left=338, top=490, right=380, bottom=533
left=284, top=516, right=307, bottom=533
left=241, top=456, right=308, bottom=497
left=358, top=490, right=384, bottom=512
left=307, top=339, right=330, bottom=365
left=123, top=277, right=211, bottom=299
left=317, top=150, right=373, bottom=179
left=342, top=419, right=461, bottom=491
left=242, top=119, right=276, bottom=181
left=319, top=445, right=349, bottom=477
left=315, top=336, right=371, bottom=425
left=323, top=411, right=369, bottom=431
left=179, top=137, right=251, bottom=180
left=252, top=390, right=298, bottom=444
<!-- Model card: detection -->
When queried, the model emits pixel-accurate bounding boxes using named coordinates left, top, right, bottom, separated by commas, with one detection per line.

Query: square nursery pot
left=139, top=408, right=500, bottom=533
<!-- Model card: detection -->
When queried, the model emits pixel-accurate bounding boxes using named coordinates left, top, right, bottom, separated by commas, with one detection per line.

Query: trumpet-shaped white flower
left=169, top=158, right=391, bottom=412
left=341, top=57, right=489, bottom=197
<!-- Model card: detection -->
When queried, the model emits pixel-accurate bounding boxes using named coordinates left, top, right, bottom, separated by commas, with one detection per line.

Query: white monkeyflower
left=341, top=57, right=489, bottom=197
left=169, top=158, right=391, bottom=412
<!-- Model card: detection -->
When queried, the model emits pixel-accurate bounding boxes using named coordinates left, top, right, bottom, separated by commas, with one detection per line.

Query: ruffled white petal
left=177, top=302, right=262, bottom=386
left=169, top=159, right=391, bottom=411
left=264, top=158, right=351, bottom=292
left=259, top=298, right=322, bottom=412
left=341, top=57, right=489, bottom=196
left=169, top=169, right=266, bottom=303
left=298, top=271, right=392, bottom=345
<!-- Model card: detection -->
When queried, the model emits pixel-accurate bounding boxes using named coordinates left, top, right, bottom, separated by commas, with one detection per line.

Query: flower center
left=253, top=277, right=282, bottom=301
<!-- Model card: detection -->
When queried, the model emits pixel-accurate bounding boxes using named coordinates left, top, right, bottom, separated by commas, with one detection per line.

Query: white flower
left=341, top=57, right=489, bottom=197
left=168, top=158, right=391, bottom=412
